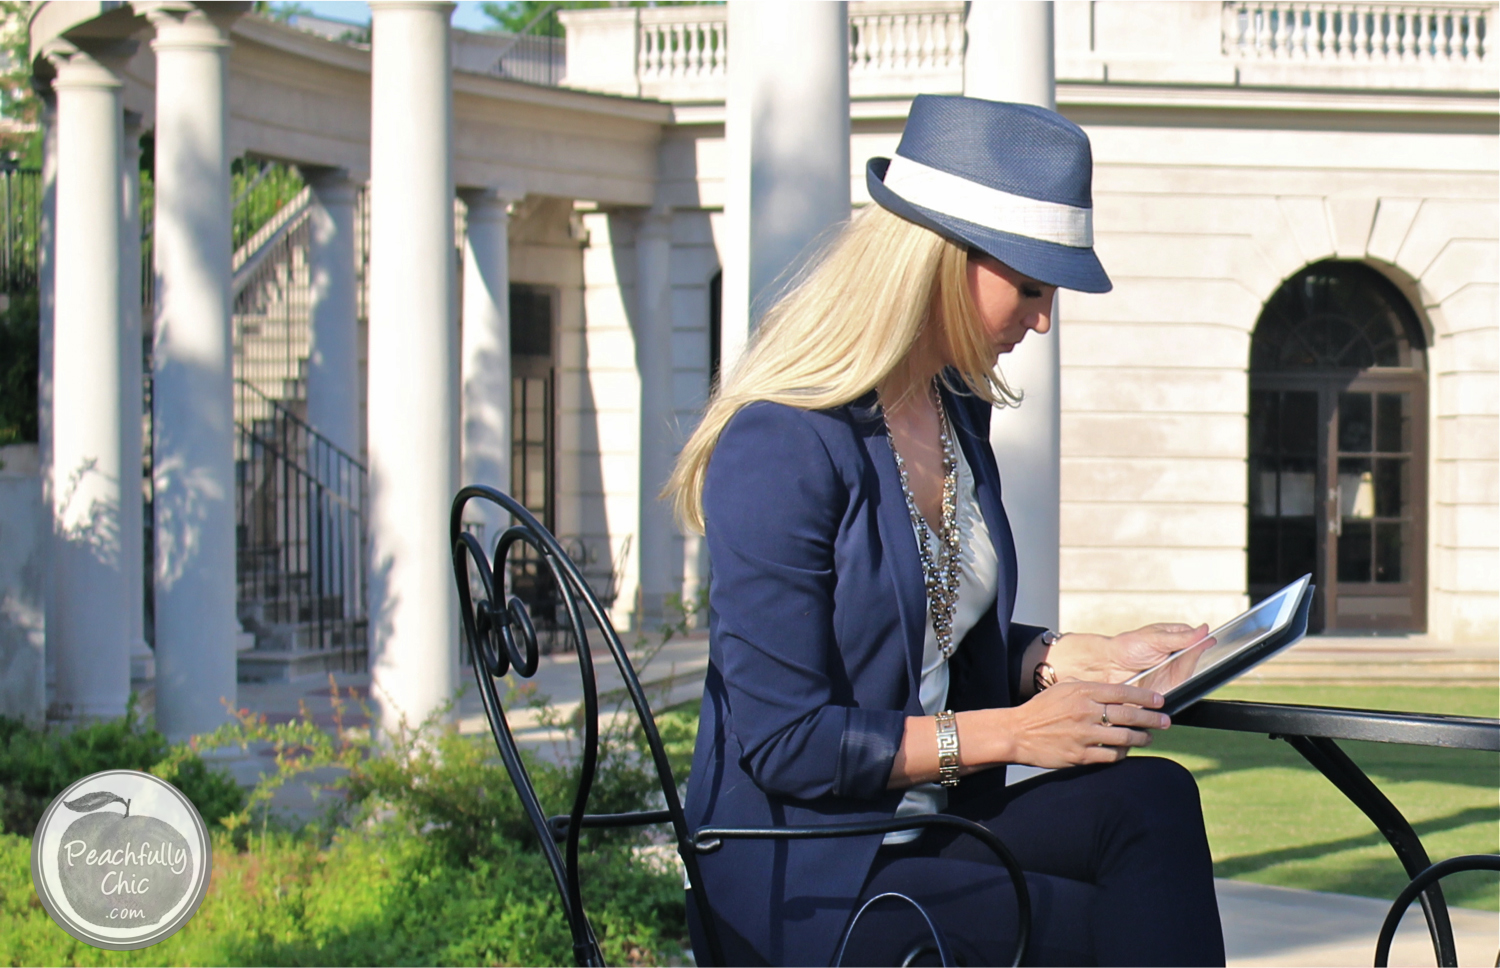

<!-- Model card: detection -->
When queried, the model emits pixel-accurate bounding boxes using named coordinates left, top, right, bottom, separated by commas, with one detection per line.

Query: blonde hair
left=666, top=205, right=1020, bottom=533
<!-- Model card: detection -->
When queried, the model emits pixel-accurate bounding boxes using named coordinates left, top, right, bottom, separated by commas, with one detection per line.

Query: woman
left=666, top=96, right=1226, bottom=967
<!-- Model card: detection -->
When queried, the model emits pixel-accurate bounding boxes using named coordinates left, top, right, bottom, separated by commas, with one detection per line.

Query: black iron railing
left=0, top=166, right=41, bottom=294
left=235, top=378, right=367, bottom=667
left=492, top=6, right=565, bottom=86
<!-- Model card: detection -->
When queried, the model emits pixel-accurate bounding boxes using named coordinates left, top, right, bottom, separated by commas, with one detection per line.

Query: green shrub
left=0, top=697, right=244, bottom=837
left=0, top=289, right=38, bottom=445
left=0, top=600, right=705, bottom=965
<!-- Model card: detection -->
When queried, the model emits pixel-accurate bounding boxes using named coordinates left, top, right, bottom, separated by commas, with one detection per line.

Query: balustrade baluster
left=884, top=15, right=899, bottom=71
left=1289, top=4, right=1305, bottom=58
left=1316, top=4, right=1333, bottom=58
left=1440, top=8, right=1453, bottom=59
left=1336, top=3, right=1353, bottom=58
left=1459, top=8, right=1473, bottom=60
left=684, top=23, right=699, bottom=78
left=1353, top=3, right=1369, bottom=58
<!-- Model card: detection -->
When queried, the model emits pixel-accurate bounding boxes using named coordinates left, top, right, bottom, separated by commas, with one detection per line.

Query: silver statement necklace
left=888, top=382, right=963, bottom=661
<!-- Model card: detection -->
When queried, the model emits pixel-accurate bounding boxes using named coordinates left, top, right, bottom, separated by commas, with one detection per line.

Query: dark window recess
left=709, top=270, right=723, bottom=389
left=511, top=285, right=554, bottom=358
left=505, top=283, right=566, bottom=649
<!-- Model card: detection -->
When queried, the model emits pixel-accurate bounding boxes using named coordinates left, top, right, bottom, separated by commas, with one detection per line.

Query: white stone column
left=458, top=186, right=517, bottom=545
left=37, top=88, right=57, bottom=707
left=141, top=2, right=242, bottom=739
left=46, top=42, right=129, bottom=720
left=121, top=110, right=150, bottom=680
left=305, top=169, right=361, bottom=456
left=635, top=207, right=674, bottom=625
left=368, top=0, right=458, bottom=734
left=722, top=0, right=850, bottom=372
left=966, top=1, right=1061, bottom=630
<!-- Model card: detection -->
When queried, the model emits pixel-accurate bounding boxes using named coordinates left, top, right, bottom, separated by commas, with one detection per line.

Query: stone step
left=237, top=644, right=367, bottom=682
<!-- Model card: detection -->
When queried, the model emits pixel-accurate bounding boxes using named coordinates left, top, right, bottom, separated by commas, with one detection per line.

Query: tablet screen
left=1126, top=574, right=1311, bottom=695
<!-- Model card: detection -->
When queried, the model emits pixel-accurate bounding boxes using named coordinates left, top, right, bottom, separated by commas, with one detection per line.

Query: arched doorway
left=1248, top=261, right=1428, bottom=632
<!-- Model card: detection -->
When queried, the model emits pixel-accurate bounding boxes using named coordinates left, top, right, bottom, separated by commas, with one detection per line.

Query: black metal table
left=1174, top=699, right=1500, bottom=967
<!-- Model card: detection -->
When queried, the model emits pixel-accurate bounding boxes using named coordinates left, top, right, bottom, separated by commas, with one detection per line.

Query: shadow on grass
left=1158, top=725, right=1500, bottom=792
left=1215, top=804, right=1500, bottom=908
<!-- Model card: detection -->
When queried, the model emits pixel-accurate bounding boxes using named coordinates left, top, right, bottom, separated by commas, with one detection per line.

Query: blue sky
left=284, top=2, right=500, bottom=32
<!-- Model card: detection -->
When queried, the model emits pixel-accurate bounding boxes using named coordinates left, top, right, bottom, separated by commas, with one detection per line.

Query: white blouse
left=884, top=434, right=1000, bottom=845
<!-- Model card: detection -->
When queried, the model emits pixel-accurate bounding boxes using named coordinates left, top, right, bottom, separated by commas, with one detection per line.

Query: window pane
left=1338, top=457, right=1374, bottom=519
left=1339, top=393, right=1373, bottom=452
left=1282, top=391, right=1319, bottom=456
left=1374, top=458, right=1405, bottom=519
left=1280, top=458, right=1317, bottom=517
left=1375, top=521, right=1404, bottom=583
left=1250, top=391, right=1278, bottom=455
left=1249, top=519, right=1280, bottom=585
left=1376, top=393, right=1408, bottom=453
left=1281, top=517, right=1317, bottom=584
left=1338, top=519, right=1373, bottom=583
left=1249, top=458, right=1278, bottom=518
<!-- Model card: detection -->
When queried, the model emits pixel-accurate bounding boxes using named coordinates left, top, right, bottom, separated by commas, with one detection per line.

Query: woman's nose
left=1028, top=310, right=1052, bottom=335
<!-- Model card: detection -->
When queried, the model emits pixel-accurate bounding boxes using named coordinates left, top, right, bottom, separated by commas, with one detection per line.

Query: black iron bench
left=450, top=486, right=1031, bottom=968
left=1175, top=699, right=1500, bottom=967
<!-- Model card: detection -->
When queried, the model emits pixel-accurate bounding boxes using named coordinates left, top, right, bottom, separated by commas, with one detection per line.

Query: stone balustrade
left=1223, top=1, right=1489, bottom=63
left=561, top=0, right=1497, bottom=102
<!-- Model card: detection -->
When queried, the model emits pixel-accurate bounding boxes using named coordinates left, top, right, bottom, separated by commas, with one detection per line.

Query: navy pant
left=840, top=757, right=1225, bottom=967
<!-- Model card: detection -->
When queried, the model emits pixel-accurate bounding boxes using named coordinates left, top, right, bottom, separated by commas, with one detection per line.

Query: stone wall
left=1058, top=115, right=1497, bottom=641
left=0, top=444, right=45, bottom=723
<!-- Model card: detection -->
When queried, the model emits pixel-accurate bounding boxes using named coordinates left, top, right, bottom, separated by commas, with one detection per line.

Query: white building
left=11, top=0, right=1496, bottom=734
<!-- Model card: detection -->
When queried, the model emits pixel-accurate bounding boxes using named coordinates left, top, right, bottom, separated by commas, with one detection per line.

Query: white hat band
left=883, top=154, right=1094, bottom=248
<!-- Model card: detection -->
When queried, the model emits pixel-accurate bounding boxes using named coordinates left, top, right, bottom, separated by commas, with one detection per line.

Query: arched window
left=1252, top=261, right=1424, bottom=371
left=1248, top=262, right=1427, bottom=632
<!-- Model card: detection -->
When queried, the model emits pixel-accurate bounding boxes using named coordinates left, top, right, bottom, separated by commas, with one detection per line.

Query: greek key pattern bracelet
left=935, top=709, right=961, bottom=788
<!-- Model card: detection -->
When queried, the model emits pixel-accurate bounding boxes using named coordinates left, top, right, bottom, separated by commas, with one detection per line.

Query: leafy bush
left=0, top=289, right=38, bottom=445
left=0, top=598, right=705, bottom=965
left=0, top=697, right=244, bottom=837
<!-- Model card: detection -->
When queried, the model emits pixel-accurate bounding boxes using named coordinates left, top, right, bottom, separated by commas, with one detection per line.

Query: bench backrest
left=449, top=485, right=719, bottom=966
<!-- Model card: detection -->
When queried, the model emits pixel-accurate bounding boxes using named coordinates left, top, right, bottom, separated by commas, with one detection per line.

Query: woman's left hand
left=1047, top=623, right=1210, bottom=685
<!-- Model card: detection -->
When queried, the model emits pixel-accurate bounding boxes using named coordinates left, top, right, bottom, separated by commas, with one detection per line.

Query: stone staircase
left=229, top=179, right=369, bottom=681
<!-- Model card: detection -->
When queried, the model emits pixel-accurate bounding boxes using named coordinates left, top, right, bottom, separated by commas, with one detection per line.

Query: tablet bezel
left=1124, top=574, right=1313, bottom=714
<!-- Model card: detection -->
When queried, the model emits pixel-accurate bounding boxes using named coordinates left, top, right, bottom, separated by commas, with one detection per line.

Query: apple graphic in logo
left=53, top=790, right=195, bottom=929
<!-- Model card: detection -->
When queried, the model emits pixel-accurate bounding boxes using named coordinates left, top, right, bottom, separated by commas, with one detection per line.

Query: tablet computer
left=1126, top=574, right=1314, bottom=716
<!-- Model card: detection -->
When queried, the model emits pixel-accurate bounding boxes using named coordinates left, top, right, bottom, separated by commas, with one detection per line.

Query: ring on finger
left=1100, top=705, right=1111, bottom=727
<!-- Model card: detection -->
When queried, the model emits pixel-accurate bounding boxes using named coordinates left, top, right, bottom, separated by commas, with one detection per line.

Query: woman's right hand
left=985, top=681, right=1171, bottom=769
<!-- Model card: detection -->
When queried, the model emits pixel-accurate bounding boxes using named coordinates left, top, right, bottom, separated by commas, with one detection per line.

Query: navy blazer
left=685, top=382, right=1044, bottom=966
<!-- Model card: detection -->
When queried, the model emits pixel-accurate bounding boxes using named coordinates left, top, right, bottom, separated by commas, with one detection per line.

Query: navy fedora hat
left=868, top=94, right=1111, bottom=293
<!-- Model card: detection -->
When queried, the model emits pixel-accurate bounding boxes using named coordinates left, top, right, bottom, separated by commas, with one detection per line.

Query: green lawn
left=1148, top=683, right=1500, bottom=910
